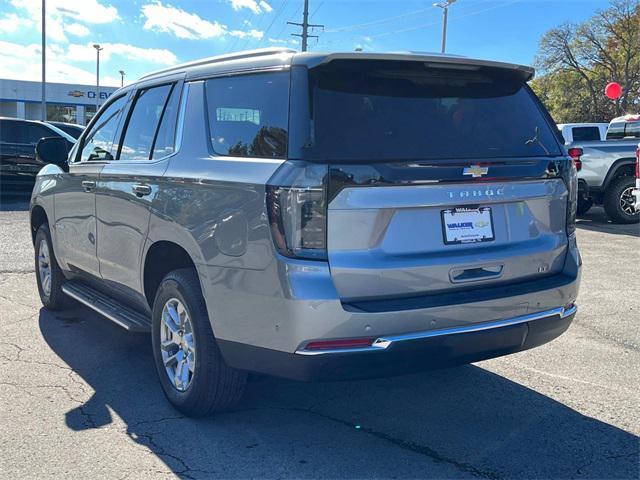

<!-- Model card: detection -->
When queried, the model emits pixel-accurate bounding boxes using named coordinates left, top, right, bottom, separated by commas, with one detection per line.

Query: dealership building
left=0, top=79, right=119, bottom=125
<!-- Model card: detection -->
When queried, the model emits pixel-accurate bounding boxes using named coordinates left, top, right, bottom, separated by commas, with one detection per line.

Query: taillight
left=635, top=144, right=639, bottom=179
left=568, top=147, right=583, bottom=172
left=565, top=159, right=578, bottom=236
left=266, top=161, right=328, bottom=260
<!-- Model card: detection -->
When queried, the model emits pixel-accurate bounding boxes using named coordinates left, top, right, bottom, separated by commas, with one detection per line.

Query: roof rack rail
left=139, top=47, right=297, bottom=80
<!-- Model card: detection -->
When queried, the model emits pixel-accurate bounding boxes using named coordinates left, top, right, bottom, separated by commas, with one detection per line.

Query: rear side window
left=205, top=72, right=289, bottom=158
left=606, top=121, right=640, bottom=140
left=118, top=83, right=175, bottom=161
left=606, top=122, right=625, bottom=140
left=304, top=60, right=562, bottom=162
left=0, top=120, right=24, bottom=143
left=80, top=95, right=128, bottom=162
left=25, top=124, right=56, bottom=144
left=572, top=126, right=601, bottom=142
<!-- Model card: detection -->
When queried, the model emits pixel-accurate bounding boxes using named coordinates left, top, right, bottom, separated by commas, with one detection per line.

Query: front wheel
left=151, top=268, right=247, bottom=417
left=603, top=176, right=640, bottom=224
left=34, top=224, right=69, bottom=310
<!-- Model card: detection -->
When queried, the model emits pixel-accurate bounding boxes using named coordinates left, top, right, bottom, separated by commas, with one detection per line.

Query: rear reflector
left=304, top=338, right=375, bottom=351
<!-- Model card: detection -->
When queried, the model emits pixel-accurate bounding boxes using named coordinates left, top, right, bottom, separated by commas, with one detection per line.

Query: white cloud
left=7, top=0, right=119, bottom=42
left=230, top=29, right=263, bottom=40
left=229, top=0, right=272, bottom=14
left=0, top=12, right=34, bottom=33
left=0, top=40, right=120, bottom=86
left=141, top=1, right=265, bottom=41
left=66, top=23, right=90, bottom=37
left=142, top=2, right=227, bottom=39
left=0, top=40, right=176, bottom=86
left=66, top=42, right=177, bottom=65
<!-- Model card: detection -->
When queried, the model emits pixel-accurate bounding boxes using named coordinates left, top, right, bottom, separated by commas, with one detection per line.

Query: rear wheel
left=34, top=224, right=69, bottom=310
left=604, top=176, right=639, bottom=224
left=151, top=268, right=247, bottom=416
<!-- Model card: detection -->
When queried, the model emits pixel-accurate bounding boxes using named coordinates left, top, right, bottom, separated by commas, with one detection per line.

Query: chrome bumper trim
left=295, top=304, right=577, bottom=356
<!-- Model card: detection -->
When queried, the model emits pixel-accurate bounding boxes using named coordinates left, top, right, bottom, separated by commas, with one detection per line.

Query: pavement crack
left=228, top=405, right=501, bottom=479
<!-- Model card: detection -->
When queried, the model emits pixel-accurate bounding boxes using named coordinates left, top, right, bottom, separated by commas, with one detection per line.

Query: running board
left=62, top=282, right=151, bottom=332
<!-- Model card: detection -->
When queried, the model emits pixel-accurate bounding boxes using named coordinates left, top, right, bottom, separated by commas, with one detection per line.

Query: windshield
left=304, top=60, right=561, bottom=162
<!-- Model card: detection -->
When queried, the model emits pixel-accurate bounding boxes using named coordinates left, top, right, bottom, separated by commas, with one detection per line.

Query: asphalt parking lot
left=0, top=192, right=638, bottom=479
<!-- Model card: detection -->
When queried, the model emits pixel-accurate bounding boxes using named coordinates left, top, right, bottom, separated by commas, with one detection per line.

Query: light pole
left=119, top=70, right=125, bottom=88
left=41, top=0, right=46, bottom=121
left=93, top=44, right=103, bottom=111
left=433, top=0, right=456, bottom=54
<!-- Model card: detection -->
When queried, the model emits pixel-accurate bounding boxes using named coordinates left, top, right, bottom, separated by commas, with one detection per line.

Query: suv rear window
left=572, top=126, right=601, bottom=142
left=304, top=60, right=562, bottom=162
left=205, top=72, right=289, bottom=158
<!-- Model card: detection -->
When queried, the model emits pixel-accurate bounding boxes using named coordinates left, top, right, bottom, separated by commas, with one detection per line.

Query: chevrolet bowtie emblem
left=463, top=165, right=489, bottom=178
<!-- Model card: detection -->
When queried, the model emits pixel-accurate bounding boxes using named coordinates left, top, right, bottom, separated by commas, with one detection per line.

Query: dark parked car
left=48, top=121, right=85, bottom=139
left=0, top=117, right=75, bottom=192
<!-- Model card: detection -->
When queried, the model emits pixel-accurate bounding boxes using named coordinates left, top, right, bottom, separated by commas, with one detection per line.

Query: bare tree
left=534, top=0, right=639, bottom=122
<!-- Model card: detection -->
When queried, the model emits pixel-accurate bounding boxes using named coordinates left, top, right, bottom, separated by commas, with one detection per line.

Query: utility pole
left=41, top=0, right=46, bottom=121
left=119, top=70, right=125, bottom=88
left=433, top=0, right=456, bottom=54
left=93, top=44, right=103, bottom=111
left=288, top=0, right=323, bottom=52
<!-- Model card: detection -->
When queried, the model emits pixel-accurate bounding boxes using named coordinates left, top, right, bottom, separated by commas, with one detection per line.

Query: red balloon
left=605, top=82, right=622, bottom=100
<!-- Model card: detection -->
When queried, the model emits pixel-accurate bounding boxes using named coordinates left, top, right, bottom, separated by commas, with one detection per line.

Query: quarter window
left=80, top=95, right=128, bottom=162
left=151, top=85, right=181, bottom=159
left=205, top=72, right=289, bottom=158
left=118, top=83, right=174, bottom=161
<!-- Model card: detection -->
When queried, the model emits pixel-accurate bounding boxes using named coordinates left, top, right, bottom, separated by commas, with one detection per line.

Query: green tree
left=533, top=0, right=639, bottom=123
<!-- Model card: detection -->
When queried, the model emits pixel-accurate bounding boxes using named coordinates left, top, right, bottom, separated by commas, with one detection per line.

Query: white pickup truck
left=565, top=115, right=640, bottom=224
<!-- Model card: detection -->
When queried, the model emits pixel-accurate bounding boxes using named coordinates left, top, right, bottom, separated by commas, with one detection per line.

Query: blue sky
left=0, top=0, right=610, bottom=87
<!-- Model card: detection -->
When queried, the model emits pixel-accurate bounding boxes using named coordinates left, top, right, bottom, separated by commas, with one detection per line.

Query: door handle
left=132, top=184, right=152, bottom=197
left=81, top=180, right=96, bottom=191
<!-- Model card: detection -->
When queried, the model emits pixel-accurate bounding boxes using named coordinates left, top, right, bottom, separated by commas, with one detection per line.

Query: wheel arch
left=603, top=158, right=636, bottom=191
left=142, top=240, right=206, bottom=309
left=30, top=205, right=49, bottom=245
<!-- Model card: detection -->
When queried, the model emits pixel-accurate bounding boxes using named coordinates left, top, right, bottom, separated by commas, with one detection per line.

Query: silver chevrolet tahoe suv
left=30, top=49, right=581, bottom=416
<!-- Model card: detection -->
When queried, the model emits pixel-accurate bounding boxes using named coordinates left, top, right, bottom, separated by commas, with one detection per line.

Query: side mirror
left=35, top=137, right=69, bottom=172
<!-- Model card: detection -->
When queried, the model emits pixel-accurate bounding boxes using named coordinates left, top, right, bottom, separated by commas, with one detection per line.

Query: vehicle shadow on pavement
left=39, top=307, right=638, bottom=479
left=577, top=207, right=639, bottom=237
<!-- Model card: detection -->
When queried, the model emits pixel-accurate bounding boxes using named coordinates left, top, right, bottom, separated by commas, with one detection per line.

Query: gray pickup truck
left=568, top=115, right=640, bottom=223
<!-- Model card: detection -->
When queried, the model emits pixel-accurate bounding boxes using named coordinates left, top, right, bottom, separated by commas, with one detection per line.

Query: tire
left=151, top=268, right=247, bottom=417
left=576, top=197, right=593, bottom=216
left=603, top=176, right=640, bottom=224
left=34, top=223, right=69, bottom=310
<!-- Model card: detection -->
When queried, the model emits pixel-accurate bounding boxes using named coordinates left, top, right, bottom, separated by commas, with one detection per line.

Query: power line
left=326, top=6, right=434, bottom=33
left=369, top=0, right=522, bottom=39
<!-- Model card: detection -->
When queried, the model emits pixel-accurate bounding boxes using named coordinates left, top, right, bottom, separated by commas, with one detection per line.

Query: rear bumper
left=218, top=305, right=576, bottom=381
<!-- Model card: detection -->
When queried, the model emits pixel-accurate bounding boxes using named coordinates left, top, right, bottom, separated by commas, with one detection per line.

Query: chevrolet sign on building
left=0, top=78, right=119, bottom=125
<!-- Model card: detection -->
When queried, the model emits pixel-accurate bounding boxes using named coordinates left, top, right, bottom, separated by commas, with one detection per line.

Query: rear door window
left=606, top=123, right=625, bottom=140
left=118, top=83, right=174, bottom=161
left=304, top=60, right=562, bottom=162
left=571, top=126, right=601, bottom=142
left=205, top=72, right=289, bottom=158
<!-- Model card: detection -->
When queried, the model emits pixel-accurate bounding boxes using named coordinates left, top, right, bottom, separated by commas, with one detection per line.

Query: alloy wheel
left=620, top=187, right=637, bottom=215
left=38, top=239, right=52, bottom=298
left=160, top=298, right=196, bottom=392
